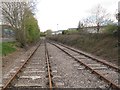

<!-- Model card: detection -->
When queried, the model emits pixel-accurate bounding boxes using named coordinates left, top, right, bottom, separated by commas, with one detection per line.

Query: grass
left=0, top=42, right=16, bottom=56
left=48, top=33, right=118, bottom=65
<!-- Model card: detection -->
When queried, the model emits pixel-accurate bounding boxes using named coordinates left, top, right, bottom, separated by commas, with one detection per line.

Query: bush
left=0, top=42, right=16, bottom=56
left=62, top=30, right=79, bottom=35
left=48, top=33, right=118, bottom=64
left=104, top=24, right=117, bottom=34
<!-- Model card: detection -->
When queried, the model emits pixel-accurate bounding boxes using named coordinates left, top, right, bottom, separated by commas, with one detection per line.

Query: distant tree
left=62, top=30, right=69, bottom=35
left=45, top=29, right=52, bottom=36
left=40, top=32, right=46, bottom=37
left=82, top=17, right=92, bottom=27
left=62, top=30, right=79, bottom=35
left=89, top=4, right=110, bottom=33
left=77, top=21, right=83, bottom=30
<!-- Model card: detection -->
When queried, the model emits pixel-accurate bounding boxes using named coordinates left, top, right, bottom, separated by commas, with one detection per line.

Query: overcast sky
left=35, top=0, right=119, bottom=32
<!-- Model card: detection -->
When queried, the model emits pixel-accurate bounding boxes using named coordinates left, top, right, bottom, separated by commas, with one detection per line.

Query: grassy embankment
left=0, top=42, right=17, bottom=56
left=48, top=33, right=118, bottom=65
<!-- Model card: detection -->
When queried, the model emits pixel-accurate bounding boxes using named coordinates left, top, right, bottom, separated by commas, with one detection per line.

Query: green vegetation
left=45, top=29, right=53, bottom=36
left=48, top=33, right=118, bottom=65
left=0, top=42, right=16, bottom=56
left=2, top=2, right=40, bottom=48
left=103, top=24, right=117, bottom=34
left=25, top=11, right=40, bottom=44
left=40, top=32, right=46, bottom=37
left=62, top=23, right=118, bottom=35
left=16, top=10, right=40, bottom=47
left=62, top=30, right=79, bottom=35
left=49, top=22, right=118, bottom=65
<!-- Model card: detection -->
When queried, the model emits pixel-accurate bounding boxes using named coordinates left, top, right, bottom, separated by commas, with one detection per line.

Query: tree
left=1, top=1, right=39, bottom=47
left=77, top=21, right=83, bottom=30
left=90, top=4, right=109, bottom=33
left=24, top=10, right=40, bottom=43
left=62, top=30, right=68, bottom=35
left=45, top=29, right=52, bottom=36
left=2, top=2, right=27, bottom=46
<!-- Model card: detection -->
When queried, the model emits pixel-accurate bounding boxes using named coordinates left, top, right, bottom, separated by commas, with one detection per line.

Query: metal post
left=57, top=24, right=58, bottom=31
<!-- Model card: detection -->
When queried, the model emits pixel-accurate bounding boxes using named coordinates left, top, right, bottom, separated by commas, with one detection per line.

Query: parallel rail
left=45, top=40, right=53, bottom=89
left=2, top=42, right=41, bottom=90
left=49, top=41, right=120, bottom=89
left=2, top=40, right=119, bottom=89
left=59, top=43, right=119, bottom=72
left=2, top=41, right=54, bottom=90
left=51, top=41, right=119, bottom=71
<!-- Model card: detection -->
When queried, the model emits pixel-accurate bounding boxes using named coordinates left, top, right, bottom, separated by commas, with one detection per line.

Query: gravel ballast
left=47, top=43, right=108, bottom=88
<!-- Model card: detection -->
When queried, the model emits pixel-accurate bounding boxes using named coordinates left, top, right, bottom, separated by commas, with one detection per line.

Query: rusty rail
left=49, top=42, right=120, bottom=89
left=2, top=42, right=41, bottom=90
left=55, top=42, right=119, bottom=72
left=45, top=41, right=53, bottom=90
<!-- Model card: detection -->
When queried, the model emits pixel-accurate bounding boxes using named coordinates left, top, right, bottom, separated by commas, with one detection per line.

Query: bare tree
left=1, top=1, right=37, bottom=47
left=2, top=2, right=27, bottom=46
left=82, top=16, right=94, bottom=27
left=90, top=4, right=109, bottom=32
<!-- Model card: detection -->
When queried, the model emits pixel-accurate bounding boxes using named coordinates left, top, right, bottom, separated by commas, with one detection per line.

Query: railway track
left=1, top=39, right=119, bottom=89
left=48, top=41, right=119, bottom=89
left=45, top=40, right=53, bottom=89
left=1, top=40, right=54, bottom=90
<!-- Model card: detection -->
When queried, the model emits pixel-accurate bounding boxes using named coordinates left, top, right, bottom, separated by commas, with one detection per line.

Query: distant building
left=83, top=26, right=106, bottom=33
left=67, top=28, right=77, bottom=30
left=52, top=26, right=107, bottom=35
left=67, top=26, right=106, bottom=33
left=0, top=24, right=15, bottom=38
left=52, top=30, right=64, bottom=35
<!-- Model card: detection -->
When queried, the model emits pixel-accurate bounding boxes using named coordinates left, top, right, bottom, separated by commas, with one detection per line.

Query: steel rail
left=49, top=42, right=120, bottom=89
left=45, top=41, right=53, bottom=90
left=50, top=41, right=119, bottom=71
left=2, top=42, right=41, bottom=90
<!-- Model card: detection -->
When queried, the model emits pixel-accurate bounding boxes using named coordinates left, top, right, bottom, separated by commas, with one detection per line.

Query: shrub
left=104, top=24, right=117, bottom=34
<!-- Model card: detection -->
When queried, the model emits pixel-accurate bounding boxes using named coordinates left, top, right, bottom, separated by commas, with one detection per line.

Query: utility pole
left=57, top=24, right=58, bottom=31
